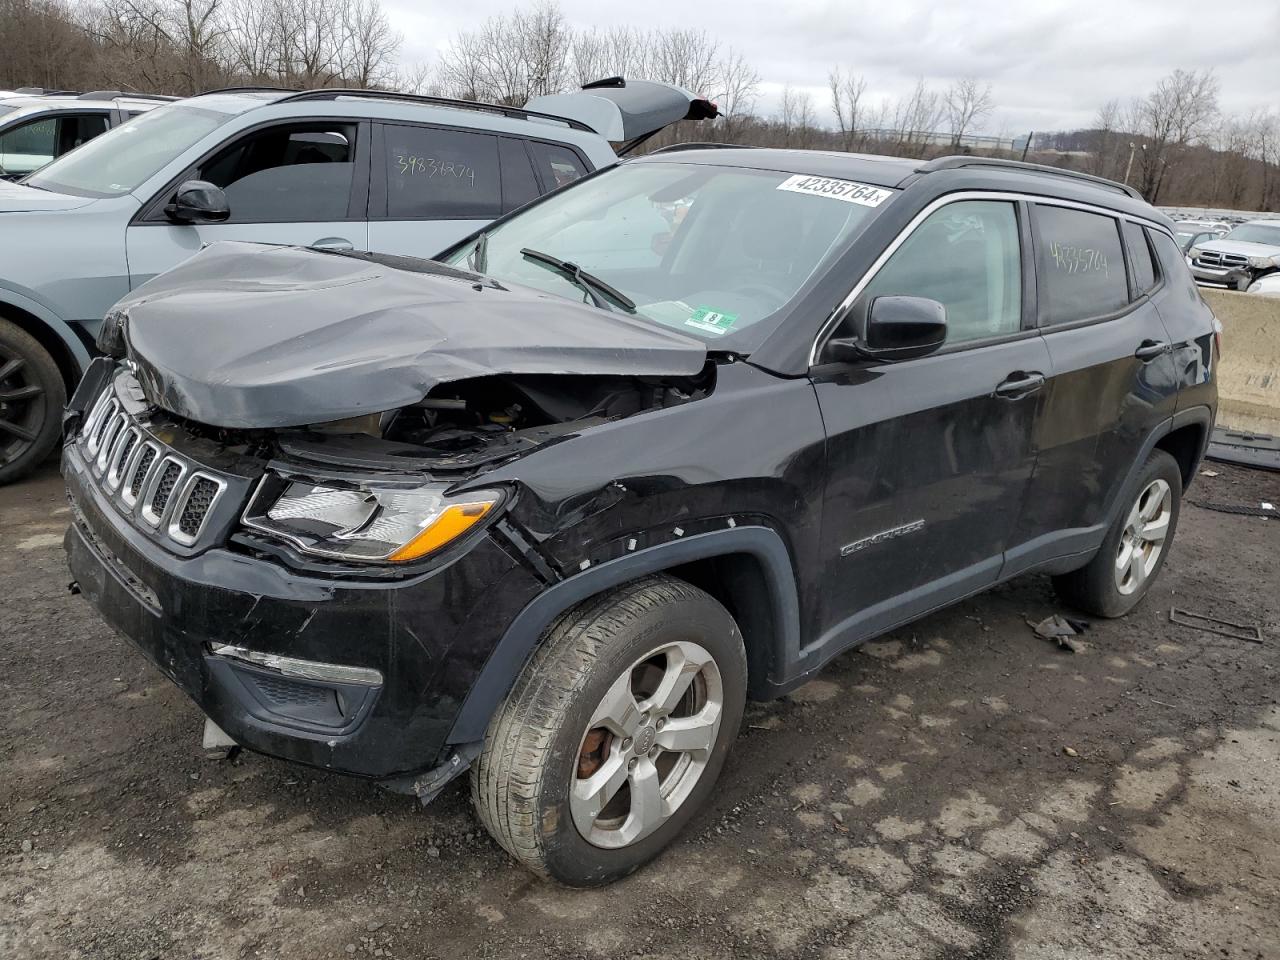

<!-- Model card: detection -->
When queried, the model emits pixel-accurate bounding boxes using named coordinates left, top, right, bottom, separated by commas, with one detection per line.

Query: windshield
left=1225, top=223, right=1280, bottom=246
left=445, top=161, right=893, bottom=347
left=24, top=103, right=234, bottom=198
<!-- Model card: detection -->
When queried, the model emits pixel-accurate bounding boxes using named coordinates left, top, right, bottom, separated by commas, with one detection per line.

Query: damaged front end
left=64, top=241, right=717, bottom=793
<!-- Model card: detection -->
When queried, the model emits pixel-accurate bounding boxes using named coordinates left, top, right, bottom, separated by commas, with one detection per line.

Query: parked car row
left=1184, top=219, right=1280, bottom=290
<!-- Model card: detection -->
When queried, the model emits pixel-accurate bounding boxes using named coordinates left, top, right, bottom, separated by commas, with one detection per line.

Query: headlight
left=1247, top=255, right=1280, bottom=269
left=1188, top=246, right=1204, bottom=260
left=243, top=475, right=502, bottom=563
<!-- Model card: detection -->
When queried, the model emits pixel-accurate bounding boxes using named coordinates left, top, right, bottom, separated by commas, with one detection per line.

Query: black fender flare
left=1104, top=404, right=1214, bottom=527
left=445, top=525, right=801, bottom=745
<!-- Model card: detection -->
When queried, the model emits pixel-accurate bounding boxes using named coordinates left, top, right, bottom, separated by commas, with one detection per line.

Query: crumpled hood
left=0, top=179, right=96, bottom=212
left=117, top=241, right=708, bottom=429
left=1200, top=238, right=1280, bottom=257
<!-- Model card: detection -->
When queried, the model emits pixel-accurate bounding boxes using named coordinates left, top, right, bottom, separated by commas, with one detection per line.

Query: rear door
left=813, top=197, right=1050, bottom=643
left=1005, top=203, right=1179, bottom=575
left=366, top=123, right=592, bottom=260
left=125, top=119, right=371, bottom=288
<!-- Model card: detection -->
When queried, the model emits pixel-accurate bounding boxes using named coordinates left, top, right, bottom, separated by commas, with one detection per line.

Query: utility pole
left=1020, top=131, right=1034, bottom=161
left=1123, top=141, right=1137, bottom=185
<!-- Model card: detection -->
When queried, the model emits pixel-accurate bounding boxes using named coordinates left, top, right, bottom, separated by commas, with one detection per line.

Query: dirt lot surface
left=2, top=460, right=1278, bottom=960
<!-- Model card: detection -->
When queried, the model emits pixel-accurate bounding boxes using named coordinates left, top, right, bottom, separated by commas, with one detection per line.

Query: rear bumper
left=63, top=440, right=543, bottom=780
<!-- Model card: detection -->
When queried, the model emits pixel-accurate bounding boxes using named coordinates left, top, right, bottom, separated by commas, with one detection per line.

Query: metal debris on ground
left=1169, top=607, right=1264, bottom=644
left=1029, top=614, right=1091, bottom=652
left=1187, top=500, right=1279, bottom=518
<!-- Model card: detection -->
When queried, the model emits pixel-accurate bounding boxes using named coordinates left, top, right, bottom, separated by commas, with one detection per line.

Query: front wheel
left=1053, top=449, right=1182, bottom=617
left=471, top=574, right=747, bottom=885
left=0, top=318, right=66, bottom=485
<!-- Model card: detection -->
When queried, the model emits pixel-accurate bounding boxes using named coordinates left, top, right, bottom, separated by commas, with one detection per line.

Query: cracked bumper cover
left=63, top=441, right=543, bottom=781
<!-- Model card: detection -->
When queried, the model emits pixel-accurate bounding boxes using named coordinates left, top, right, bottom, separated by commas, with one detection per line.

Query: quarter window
left=858, top=199, right=1023, bottom=344
left=383, top=125, right=501, bottom=219
left=530, top=141, right=588, bottom=190
left=198, top=124, right=357, bottom=222
left=1122, top=220, right=1157, bottom=296
left=498, top=137, right=540, bottom=212
left=1033, top=205, right=1128, bottom=323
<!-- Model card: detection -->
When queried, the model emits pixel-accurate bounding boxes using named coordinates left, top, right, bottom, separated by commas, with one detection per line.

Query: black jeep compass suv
left=63, top=149, right=1218, bottom=885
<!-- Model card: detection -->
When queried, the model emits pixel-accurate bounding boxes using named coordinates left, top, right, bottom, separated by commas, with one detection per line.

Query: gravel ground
left=2, top=460, right=1278, bottom=960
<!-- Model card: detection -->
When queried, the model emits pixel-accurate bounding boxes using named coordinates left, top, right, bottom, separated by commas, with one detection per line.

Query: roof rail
left=14, top=87, right=78, bottom=96
left=199, top=85, right=300, bottom=96
left=78, top=90, right=179, bottom=102
left=911, top=155, right=1143, bottom=200
left=649, top=142, right=757, bottom=154
left=276, top=88, right=594, bottom=133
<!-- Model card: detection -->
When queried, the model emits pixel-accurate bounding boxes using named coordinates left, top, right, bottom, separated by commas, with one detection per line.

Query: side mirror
left=164, top=180, right=229, bottom=224
left=822, top=295, right=947, bottom=364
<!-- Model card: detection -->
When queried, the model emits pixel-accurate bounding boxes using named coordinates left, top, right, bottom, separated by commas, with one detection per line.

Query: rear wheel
left=471, top=574, right=747, bottom=885
left=0, top=318, right=65, bottom=485
left=1053, top=449, right=1182, bottom=617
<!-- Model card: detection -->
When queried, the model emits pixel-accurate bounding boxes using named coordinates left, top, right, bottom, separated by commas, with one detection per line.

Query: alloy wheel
left=0, top=349, right=45, bottom=470
left=1114, top=477, right=1172, bottom=596
left=571, top=640, right=724, bottom=849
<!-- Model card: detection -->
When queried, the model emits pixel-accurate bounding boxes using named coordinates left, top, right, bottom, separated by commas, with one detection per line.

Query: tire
left=1053, top=449, right=1183, bottom=618
left=471, top=574, right=747, bottom=886
left=0, top=318, right=66, bottom=485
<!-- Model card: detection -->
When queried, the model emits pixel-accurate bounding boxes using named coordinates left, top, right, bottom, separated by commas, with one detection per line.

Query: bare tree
left=828, top=66, right=867, bottom=151
left=714, top=48, right=759, bottom=142
left=944, top=77, right=993, bottom=147
left=1131, top=68, right=1219, bottom=200
left=339, top=0, right=400, bottom=87
left=1090, top=98, right=1121, bottom=177
left=891, top=78, right=942, bottom=152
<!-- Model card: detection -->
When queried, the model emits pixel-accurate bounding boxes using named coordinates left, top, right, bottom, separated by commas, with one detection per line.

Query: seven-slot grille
left=78, top=385, right=229, bottom=548
left=1195, top=250, right=1249, bottom=269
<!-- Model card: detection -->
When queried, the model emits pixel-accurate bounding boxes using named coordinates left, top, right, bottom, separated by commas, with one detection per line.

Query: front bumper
left=1189, top=262, right=1251, bottom=287
left=64, top=438, right=543, bottom=780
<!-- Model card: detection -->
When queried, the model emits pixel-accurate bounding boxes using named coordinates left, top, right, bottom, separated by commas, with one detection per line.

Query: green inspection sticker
left=684, top=307, right=738, bottom=335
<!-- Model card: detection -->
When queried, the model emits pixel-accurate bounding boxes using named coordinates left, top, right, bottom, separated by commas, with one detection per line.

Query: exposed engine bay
left=274, top=369, right=715, bottom=475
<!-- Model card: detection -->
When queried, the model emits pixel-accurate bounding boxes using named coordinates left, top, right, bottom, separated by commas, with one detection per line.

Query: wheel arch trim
left=0, top=287, right=93, bottom=381
left=446, top=525, right=801, bottom=745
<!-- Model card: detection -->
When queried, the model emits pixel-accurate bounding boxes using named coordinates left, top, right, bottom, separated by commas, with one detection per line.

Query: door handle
left=1134, top=339, right=1169, bottom=362
left=994, top=371, right=1046, bottom=399
left=310, top=237, right=354, bottom=250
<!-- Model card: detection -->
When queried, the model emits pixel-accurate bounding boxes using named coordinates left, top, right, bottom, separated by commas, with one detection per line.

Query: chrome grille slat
left=75, top=383, right=231, bottom=548
left=105, top=428, right=141, bottom=491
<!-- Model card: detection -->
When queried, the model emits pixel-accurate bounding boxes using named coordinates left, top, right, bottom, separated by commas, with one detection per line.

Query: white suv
left=0, top=91, right=174, bottom=180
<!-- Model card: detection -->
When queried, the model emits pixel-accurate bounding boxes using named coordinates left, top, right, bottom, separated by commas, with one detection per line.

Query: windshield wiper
left=520, top=248, right=636, bottom=313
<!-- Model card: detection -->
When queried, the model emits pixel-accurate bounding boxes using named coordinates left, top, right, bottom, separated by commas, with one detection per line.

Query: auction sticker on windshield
left=685, top=307, right=738, bottom=335
left=776, top=175, right=892, bottom=207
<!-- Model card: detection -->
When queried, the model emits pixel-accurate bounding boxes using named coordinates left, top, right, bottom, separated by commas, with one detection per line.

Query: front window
left=1225, top=223, right=1280, bottom=246
left=24, top=103, right=235, bottom=198
left=445, top=162, right=893, bottom=347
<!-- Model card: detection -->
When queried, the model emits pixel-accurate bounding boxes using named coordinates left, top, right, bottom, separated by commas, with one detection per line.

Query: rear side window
left=530, top=141, right=588, bottom=190
left=1033, top=205, right=1128, bottom=324
left=1121, top=220, right=1157, bottom=295
left=859, top=199, right=1023, bottom=344
left=383, top=125, right=501, bottom=219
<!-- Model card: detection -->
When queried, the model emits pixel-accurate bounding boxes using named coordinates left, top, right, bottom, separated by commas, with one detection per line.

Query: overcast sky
left=383, top=0, right=1280, bottom=134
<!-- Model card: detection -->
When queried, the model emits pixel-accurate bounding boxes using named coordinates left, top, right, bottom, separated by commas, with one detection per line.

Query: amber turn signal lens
left=387, top=500, right=495, bottom=562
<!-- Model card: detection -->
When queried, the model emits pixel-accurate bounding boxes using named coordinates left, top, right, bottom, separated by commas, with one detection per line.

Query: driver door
left=811, top=198, right=1050, bottom=643
left=125, top=120, right=370, bottom=289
